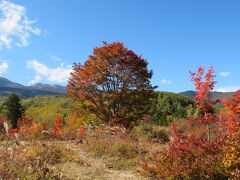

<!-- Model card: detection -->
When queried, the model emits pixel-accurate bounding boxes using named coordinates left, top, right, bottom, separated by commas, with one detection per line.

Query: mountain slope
left=0, top=77, right=235, bottom=99
left=0, top=77, right=66, bottom=97
left=180, top=90, right=234, bottom=101
left=30, top=83, right=66, bottom=94
left=0, top=77, right=26, bottom=88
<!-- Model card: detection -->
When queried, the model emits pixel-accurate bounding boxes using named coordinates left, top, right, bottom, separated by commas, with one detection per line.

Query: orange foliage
left=67, top=41, right=155, bottom=127
left=190, top=66, right=217, bottom=113
left=63, top=115, right=79, bottom=140
left=222, top=120, right=240, bottom=179
left=77, top=125, right=86, bottom=140
left=221, top=90, right=240, bottom=178
left=53, top=117, right=64, bottom=138
left=18, top=116, right=44, bottom=140
left=224, top=90, right=240, bottom=116
left=142, top=66, right=239, bottom=179
left=143, top=124, right=226, bottom=179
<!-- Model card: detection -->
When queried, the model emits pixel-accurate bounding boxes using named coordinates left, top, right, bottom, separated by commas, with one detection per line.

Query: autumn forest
left=0, top=42, right=238, bottom=179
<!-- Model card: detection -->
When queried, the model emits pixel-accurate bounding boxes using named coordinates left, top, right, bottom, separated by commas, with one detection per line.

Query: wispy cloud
left=220, top=72, right=231, bottom=77
left=160, top=78, right=172, bottom=85
left=216, top=86, right=240, bottom=93
left=0, top=0, right=41, bottom=49
left=0, top=61, right=8, bottom=75
left=27, top=59, right=72, bottom=84
left=50, top=55, right=62, bottom=62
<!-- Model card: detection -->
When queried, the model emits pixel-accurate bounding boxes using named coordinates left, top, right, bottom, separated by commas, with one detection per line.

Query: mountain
left=180, top=90, right=234, bottom=101
left=0, top=77, right=66, bottom=98
left=0, top=77, right=235, bottom=100
left=30, top=83, right=66, bottom=94
left=0, top=77, right=25, bottom=88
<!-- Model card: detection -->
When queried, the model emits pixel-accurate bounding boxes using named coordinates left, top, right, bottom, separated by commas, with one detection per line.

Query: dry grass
left=83, top=124, right=168, bottom=172
left=0, top=141, right=88, bottom=179
left=0, top=139, right=150, bottom=180
left=0, top=124, right=169, bottom=179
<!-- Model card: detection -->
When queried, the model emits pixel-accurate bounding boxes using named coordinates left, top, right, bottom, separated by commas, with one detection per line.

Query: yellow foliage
left=222, top=121, right=240, bottom=178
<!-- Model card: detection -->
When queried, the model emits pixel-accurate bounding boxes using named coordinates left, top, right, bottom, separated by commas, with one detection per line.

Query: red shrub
left=18, top=116, right=44, bottom=140
left=77, top=125, right=86, bottom=140
left=223, top=90, right=240, bottom=117
left=222, top=120, right=240, bottom=179
left=53, top=117, right=64, bottom=138
left=143, top=128, right=227, bottom=179
left=142, top=66, right=238, bottom=179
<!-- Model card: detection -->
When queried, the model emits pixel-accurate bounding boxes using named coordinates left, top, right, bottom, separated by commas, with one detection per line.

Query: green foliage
left=21, top=95, right=70, bottom=125
left=0, top=92, right=196, bottom=128
left=2, top=94, right=24, bottom=129
left=0, top=92, right=197, bottom=129
left=151, top=92, right=196, bottom=125
left=20, top=95, right=101, bottom=127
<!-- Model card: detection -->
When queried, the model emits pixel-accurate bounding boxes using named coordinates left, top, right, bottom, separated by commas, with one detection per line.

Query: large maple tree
left=67, top=42, right=155, bottom=126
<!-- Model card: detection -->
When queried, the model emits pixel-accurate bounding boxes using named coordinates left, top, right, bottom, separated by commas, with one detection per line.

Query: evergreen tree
left=3, top=93, right=24, bottom=129
left=153, top=92, right=196, bottom=125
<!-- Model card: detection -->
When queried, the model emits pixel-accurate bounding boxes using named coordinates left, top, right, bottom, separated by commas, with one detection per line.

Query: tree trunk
left=3, top=121, right=9, bottom=135
left=207, top=123, right=211, bottom=141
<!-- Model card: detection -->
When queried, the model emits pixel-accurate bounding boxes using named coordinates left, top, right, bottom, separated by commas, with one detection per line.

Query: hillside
left=3, top=92, right=195, bottom=125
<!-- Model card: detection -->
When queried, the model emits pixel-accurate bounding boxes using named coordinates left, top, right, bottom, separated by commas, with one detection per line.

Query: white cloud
left=160, top=78, right=171, bottom=85
left=220, top=72, right=231, bottom=77
left=27, top=59, right=72, bottom=84
left=216, top=86, right=240, bottom=93
left=0, top=61, right=8, bottom=75
left=29, top=74, right=41, bottom=85
left=0, top=0, right=41, bottom=49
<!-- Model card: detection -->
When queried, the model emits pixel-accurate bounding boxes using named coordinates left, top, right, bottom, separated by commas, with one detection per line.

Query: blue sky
left=0, top=0, right=239, bottom=92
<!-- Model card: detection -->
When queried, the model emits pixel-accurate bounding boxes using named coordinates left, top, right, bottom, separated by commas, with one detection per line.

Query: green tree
left=3, top=94, right=24, bottom=129
left=152, top=92, right=195, bottom=125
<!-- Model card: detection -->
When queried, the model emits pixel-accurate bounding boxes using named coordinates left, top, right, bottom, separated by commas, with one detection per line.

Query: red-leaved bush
left=142, top=123, right=227, bottom=179
left=142, top=66, right=239, bottom=179
left=53, top=117, right=64, bottom=138
left=221, top=91, right=240, bottom=179
left=18, top=116, right=44, bottom=140
left=224, top=90, right=240, bottom=117
left=222, top=120, right=240, bottom=179
left=77, top=125, right=86, bottom=140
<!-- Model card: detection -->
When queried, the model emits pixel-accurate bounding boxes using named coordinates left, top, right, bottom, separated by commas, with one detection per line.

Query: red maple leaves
left=190, top=66, right=217, bottom=113
left=223, top=90, right=240, bottom=116
left=190, top=66, right=219, bottom=125
left=53, top=117, right=63, bottom=137
left=67, top=42, right=155, bottom=126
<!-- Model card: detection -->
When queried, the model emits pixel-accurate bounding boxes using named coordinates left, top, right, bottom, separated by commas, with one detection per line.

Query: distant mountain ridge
left=30, top=83, right=66, bottom=94
left=180, top=90, right=234, bottom=101
left=0, top=77, right=235, bottom=99
left=0, top=77, right=66, bottom=97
